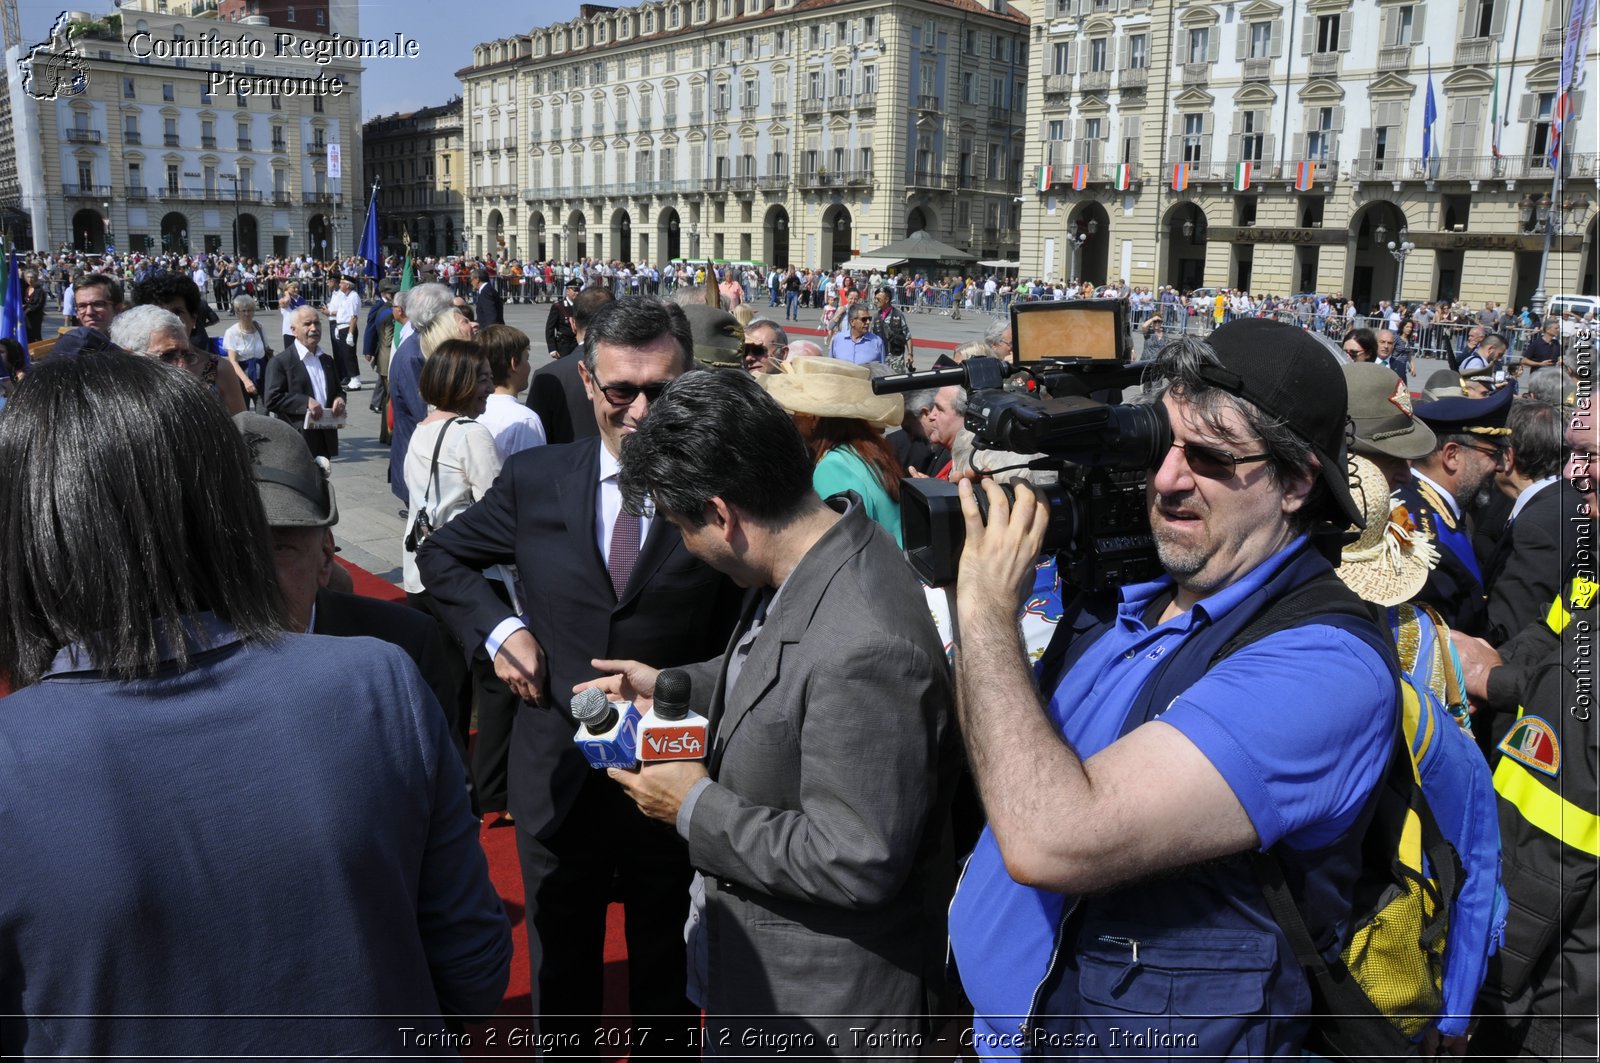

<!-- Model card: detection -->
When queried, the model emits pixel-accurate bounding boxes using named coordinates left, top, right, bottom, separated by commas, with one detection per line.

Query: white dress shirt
left=294, top=340, right=328, bottom=405
left=484, top=443, right=653, bottom=660
left=327, top=287, right=361, bottom=331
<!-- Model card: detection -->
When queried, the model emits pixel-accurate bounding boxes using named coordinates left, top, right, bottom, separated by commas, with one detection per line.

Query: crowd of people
left=0, top=240, right=1595, bottom=1060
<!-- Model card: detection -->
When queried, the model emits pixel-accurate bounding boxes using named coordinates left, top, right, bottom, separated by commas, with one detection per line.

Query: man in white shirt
left=325, top=274, right=364, bottom=390
left=263, top=305, right=345, bottom=459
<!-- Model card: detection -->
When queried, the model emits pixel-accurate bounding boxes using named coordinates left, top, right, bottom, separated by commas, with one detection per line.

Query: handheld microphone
left=637, top=668, right=709, bottom=763
left=570, top=687, right=640, bottom=769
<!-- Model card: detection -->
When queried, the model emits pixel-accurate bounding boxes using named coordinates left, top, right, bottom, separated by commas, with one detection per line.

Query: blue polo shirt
left=829, top=329, right=885, bottom=364
left=948, top=537, right=1394, bottom=1055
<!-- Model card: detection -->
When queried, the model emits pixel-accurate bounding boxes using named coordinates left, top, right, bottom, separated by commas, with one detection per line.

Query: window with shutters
left=1048, top=119, right=1066, bottom=140
left=1079, top=117, right=1104, bottom=167
left=987, top=143, right=1002, bottom=179
left=1122, top=117, right=1140, bottom=164
left=915, top=134, right=933, bottom=175
left=963, top=72, right=977, bottom=103
left=1307, top=106, right=1335, bottom=161
left=1238, top=111, right=1264, bottom=162
left=1446, top=96, right=1484, bottom=174
left=1527, top=92, right=1555, bottom=164
left=959, top=137, right=974, bottom=179
left=920, top=65, right=936, bottom=100
left=1090, top=39, right=1109, bottom=72
left=1469, top=0, right=1499, bottom=38
left=1188, top=28, right=1210, bottom=65
left=808, top=71, right=823, bottom=99
left=1053, top=43, right=1072, bottom=75
left=1315, top=15, right=1340, bottom=53
left=834, top=68, right=850, bottom=97
left=1183, top=113, right=1205, bottom=162
left=1393, top=6, right=1414, bottom=45
left=1129, top=35, right=1148, bottom=68
left=863, top=66, right=877, bottom=94
left=1248, top=22, right=1272, bottom=58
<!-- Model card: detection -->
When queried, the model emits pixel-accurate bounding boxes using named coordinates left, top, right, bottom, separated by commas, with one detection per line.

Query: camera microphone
left=637, top=668, right=709, bottom=763
left=570, top=687, right=641, bottom=769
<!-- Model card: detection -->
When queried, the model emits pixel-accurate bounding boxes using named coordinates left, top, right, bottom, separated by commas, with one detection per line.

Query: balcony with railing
left=770, top=101, right=787, bottom=117
left=917, top=94, right=941, bottom=110
left=1456, top=38, right=1493, bottom=64
left=303, top=191, right=336, bottom=205
left=63, top=183, right=112, bottom=197
left=1044, top=74, right=1073, bottom=95
left=1377, top=45, right=1412, bottom=72
left=237, top=136, right=252, bottom=149
left=637, top=114, right=652, bottom=129
left=796, top=169, right=875, bottom=190
left=1242, top=57, right=1273, bottom=81
left=1181, top=63, right=1210, bottom=87
left=271, top=139, right=287, bottom=153
left=1079, top=70, right=1111, bottom=94
left=124, top=130, right=142, bottom=144
left=66, top=128, right=103, bottom=144
left=800, top=97, right=824, bottom=115
left=201, top=135, right=217, bottom=148
left=1307, top=53, right=1340, bottom=77
left=273, top=191, right=292, bottom=206
left=663, top=111, right=677, bottom=124
left=711, top=103, right=730, bottom=118
left=907, top=169, right=955, bottom=191
left=989, top=104, right=1017, bottom=124
left=503, top=137, right=518, bottom=150
left=165, top=133, right=181, bottom=146
left=127, top=187, right=149, bottom=200
left=1119, top=67, right=1149, bottom=90
left=1351, top=154, right=1593, bottom=183
left=1541, top=29, right=1565, bottom=60
left=758, top=172, right=789, bottom=190
left=827, top=95, right=851, bottom=112
left=591, top=122, right=606, bottom=136
left=688, top=110, right=705, bottom=124
left=1160, top=157, right=1227, bottom=183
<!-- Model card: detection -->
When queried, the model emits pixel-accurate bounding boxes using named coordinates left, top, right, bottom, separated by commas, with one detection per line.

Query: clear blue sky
left=20, top=0, right=585, bottom=118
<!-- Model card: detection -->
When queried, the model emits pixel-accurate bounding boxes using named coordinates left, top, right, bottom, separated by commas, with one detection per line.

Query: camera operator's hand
left=955, top=478, right=1050, bottom=622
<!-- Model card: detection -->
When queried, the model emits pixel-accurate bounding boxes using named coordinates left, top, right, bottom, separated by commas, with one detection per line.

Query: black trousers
left=516, top=769, right=697, bottom=1058
left=330, top=327, right=359, bottom=382
left=470, top=580, right=520, bottom=815
left=405, top=589, right=476, bottom=811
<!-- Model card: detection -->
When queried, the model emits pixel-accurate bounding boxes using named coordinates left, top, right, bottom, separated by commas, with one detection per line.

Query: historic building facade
left=1020, top=0, right=1599, bottom=307
left=363, top=99, right=465, bottom=257
left=9, top=1, right=364, bottom=258
left=461, top=0, right=1030, bottom=269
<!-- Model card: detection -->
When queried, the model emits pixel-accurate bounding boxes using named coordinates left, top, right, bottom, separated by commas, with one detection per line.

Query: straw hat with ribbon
left=761, top=356, right=904, bottom=429
left=1336, top=455, right=1440, bottom=607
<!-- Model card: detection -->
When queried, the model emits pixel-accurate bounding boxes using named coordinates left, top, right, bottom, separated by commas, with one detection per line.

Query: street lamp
left=1386, top=228, right=1414, bottom=306
left=1066, top=218, right=1097, bottom=283
left=102, top=200, right=112, bottom=253
left=1526, top=190, right=1593, bottom=320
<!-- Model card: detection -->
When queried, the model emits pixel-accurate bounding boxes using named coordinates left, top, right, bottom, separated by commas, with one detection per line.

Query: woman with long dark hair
left=0, top=352, right=510, bottom=1056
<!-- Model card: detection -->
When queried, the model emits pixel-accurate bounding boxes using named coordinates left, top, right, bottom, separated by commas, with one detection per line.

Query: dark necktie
left=609, top=508, right=640, bottom=600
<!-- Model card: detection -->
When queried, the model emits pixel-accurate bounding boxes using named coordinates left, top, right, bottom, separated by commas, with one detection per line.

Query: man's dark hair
left=1144, top=336, right=1327, bottom=531
left=582, top=295, right=692, bottom=374
left=571, top=286, right=618, bottom=344
left=419, top=338, right=486, bottom=411
left=132, top=272, right=202, bottom=318
left=619, top=368, right=814, bottom=528
left=478, top=324, right=530, bottom=387
left=1482, top=332, right=1510, bottom=354
left=0, top=351, right=283, bottom=687
left=1508, top=399, right=1564, bottom=479
left=76, top=272, right=123, bottom=307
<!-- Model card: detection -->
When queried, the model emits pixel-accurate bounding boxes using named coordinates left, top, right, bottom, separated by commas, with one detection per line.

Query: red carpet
left=336, top=559, right=634, bottom=1054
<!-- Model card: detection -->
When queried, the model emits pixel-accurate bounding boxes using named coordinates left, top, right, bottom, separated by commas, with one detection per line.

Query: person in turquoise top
left=762, top=356, right=906, bottom=546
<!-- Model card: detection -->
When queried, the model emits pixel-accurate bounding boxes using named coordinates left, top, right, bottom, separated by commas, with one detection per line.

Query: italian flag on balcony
left=1234, top=161, right=1252, bottom=191
left=1170, top=162, right=1190, bottom=191
left=1036, top=165, right=1053, bottom=192
left=1114, top=163, right=1134, bottom=191
left=1072, top=164, right=1088, bottom=191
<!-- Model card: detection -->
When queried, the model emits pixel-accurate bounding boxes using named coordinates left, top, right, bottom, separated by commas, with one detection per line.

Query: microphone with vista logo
left=637, top=668, right=709, bottom=763
left=570, top=687, right=640, bottom=769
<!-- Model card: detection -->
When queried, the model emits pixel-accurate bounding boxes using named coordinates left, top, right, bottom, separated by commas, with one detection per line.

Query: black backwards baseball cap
left=1189, top=318, right=1365, bottom=529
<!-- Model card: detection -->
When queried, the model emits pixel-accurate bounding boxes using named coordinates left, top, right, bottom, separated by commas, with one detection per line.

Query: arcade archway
left=764, top=205, right=790, bottom=268
left=820, top=204, right=852, bottom=269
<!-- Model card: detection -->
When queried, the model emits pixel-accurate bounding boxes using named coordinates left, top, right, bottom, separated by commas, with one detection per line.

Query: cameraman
left=946, top=322, right=1398, bottom=1057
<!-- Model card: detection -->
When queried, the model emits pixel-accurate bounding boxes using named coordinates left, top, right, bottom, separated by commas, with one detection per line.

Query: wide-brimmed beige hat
left=1336, top=455, right=1439, bottom=607
left=761, top=356, right=904, bottom=428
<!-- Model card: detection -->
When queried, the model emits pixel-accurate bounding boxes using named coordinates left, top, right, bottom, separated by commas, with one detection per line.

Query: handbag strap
left=421, top=417, right=475, bottom=513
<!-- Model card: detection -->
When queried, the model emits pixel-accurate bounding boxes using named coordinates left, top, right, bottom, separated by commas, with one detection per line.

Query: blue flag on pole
left=356, top=188, right=380, bottom=280
left=0, top=250, right=29, bottom=358
left=1422, top=63, right=1437, bottom=166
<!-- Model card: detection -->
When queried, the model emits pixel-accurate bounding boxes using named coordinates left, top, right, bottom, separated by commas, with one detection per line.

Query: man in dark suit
left=1397, top=385, right=1515, bottom=637
left=388, top=283, right=460, bottom=503
left=418, top=297, right=742, bottom=1055
left=263, top=305, right=344, bottom=460
left=600, top=370, right=953, bottom=1048
left=1481, top=399, right=1579, bottom=646
left=527, top=285, right=612, bottom=445
left=472, top=268, right=505, bottom=328
left=543, top=279, right=582, bottom=358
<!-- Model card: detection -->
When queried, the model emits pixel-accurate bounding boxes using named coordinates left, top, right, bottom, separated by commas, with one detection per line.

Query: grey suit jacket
left=677, top=500, right=955, bottom=1044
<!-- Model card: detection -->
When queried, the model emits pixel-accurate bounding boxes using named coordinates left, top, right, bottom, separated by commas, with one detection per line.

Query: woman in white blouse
left=402, top=338, right=498, bottom=600
left=222, top=295, right=269, bottom=408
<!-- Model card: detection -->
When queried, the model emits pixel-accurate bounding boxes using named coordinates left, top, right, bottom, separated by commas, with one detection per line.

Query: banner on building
left=1234, top=161, right=1252, bottom=191
left=1036, top=165, right=1053, bottom=192
left=1072, top=164, right=1088, bottom=191
left=327, top=143, right=343, bottom=182
left=1171, top=162, right=1190, bottom=191
left=1294, top=160, right=1317, bottom=191
left=1114, top=163, right=1133, bottom=191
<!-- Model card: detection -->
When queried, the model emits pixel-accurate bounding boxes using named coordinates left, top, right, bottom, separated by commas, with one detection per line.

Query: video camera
left=871, top=300, right=1171, bottom=589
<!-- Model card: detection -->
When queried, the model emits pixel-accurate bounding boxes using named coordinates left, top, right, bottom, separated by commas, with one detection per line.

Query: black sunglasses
left=1169, top=440, right=1271, bottom=480
left=591, top=374, right=670, bottom=407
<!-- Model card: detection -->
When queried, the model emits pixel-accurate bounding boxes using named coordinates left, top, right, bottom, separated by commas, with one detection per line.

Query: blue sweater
left=0, top=621, right=511, bottom=1058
